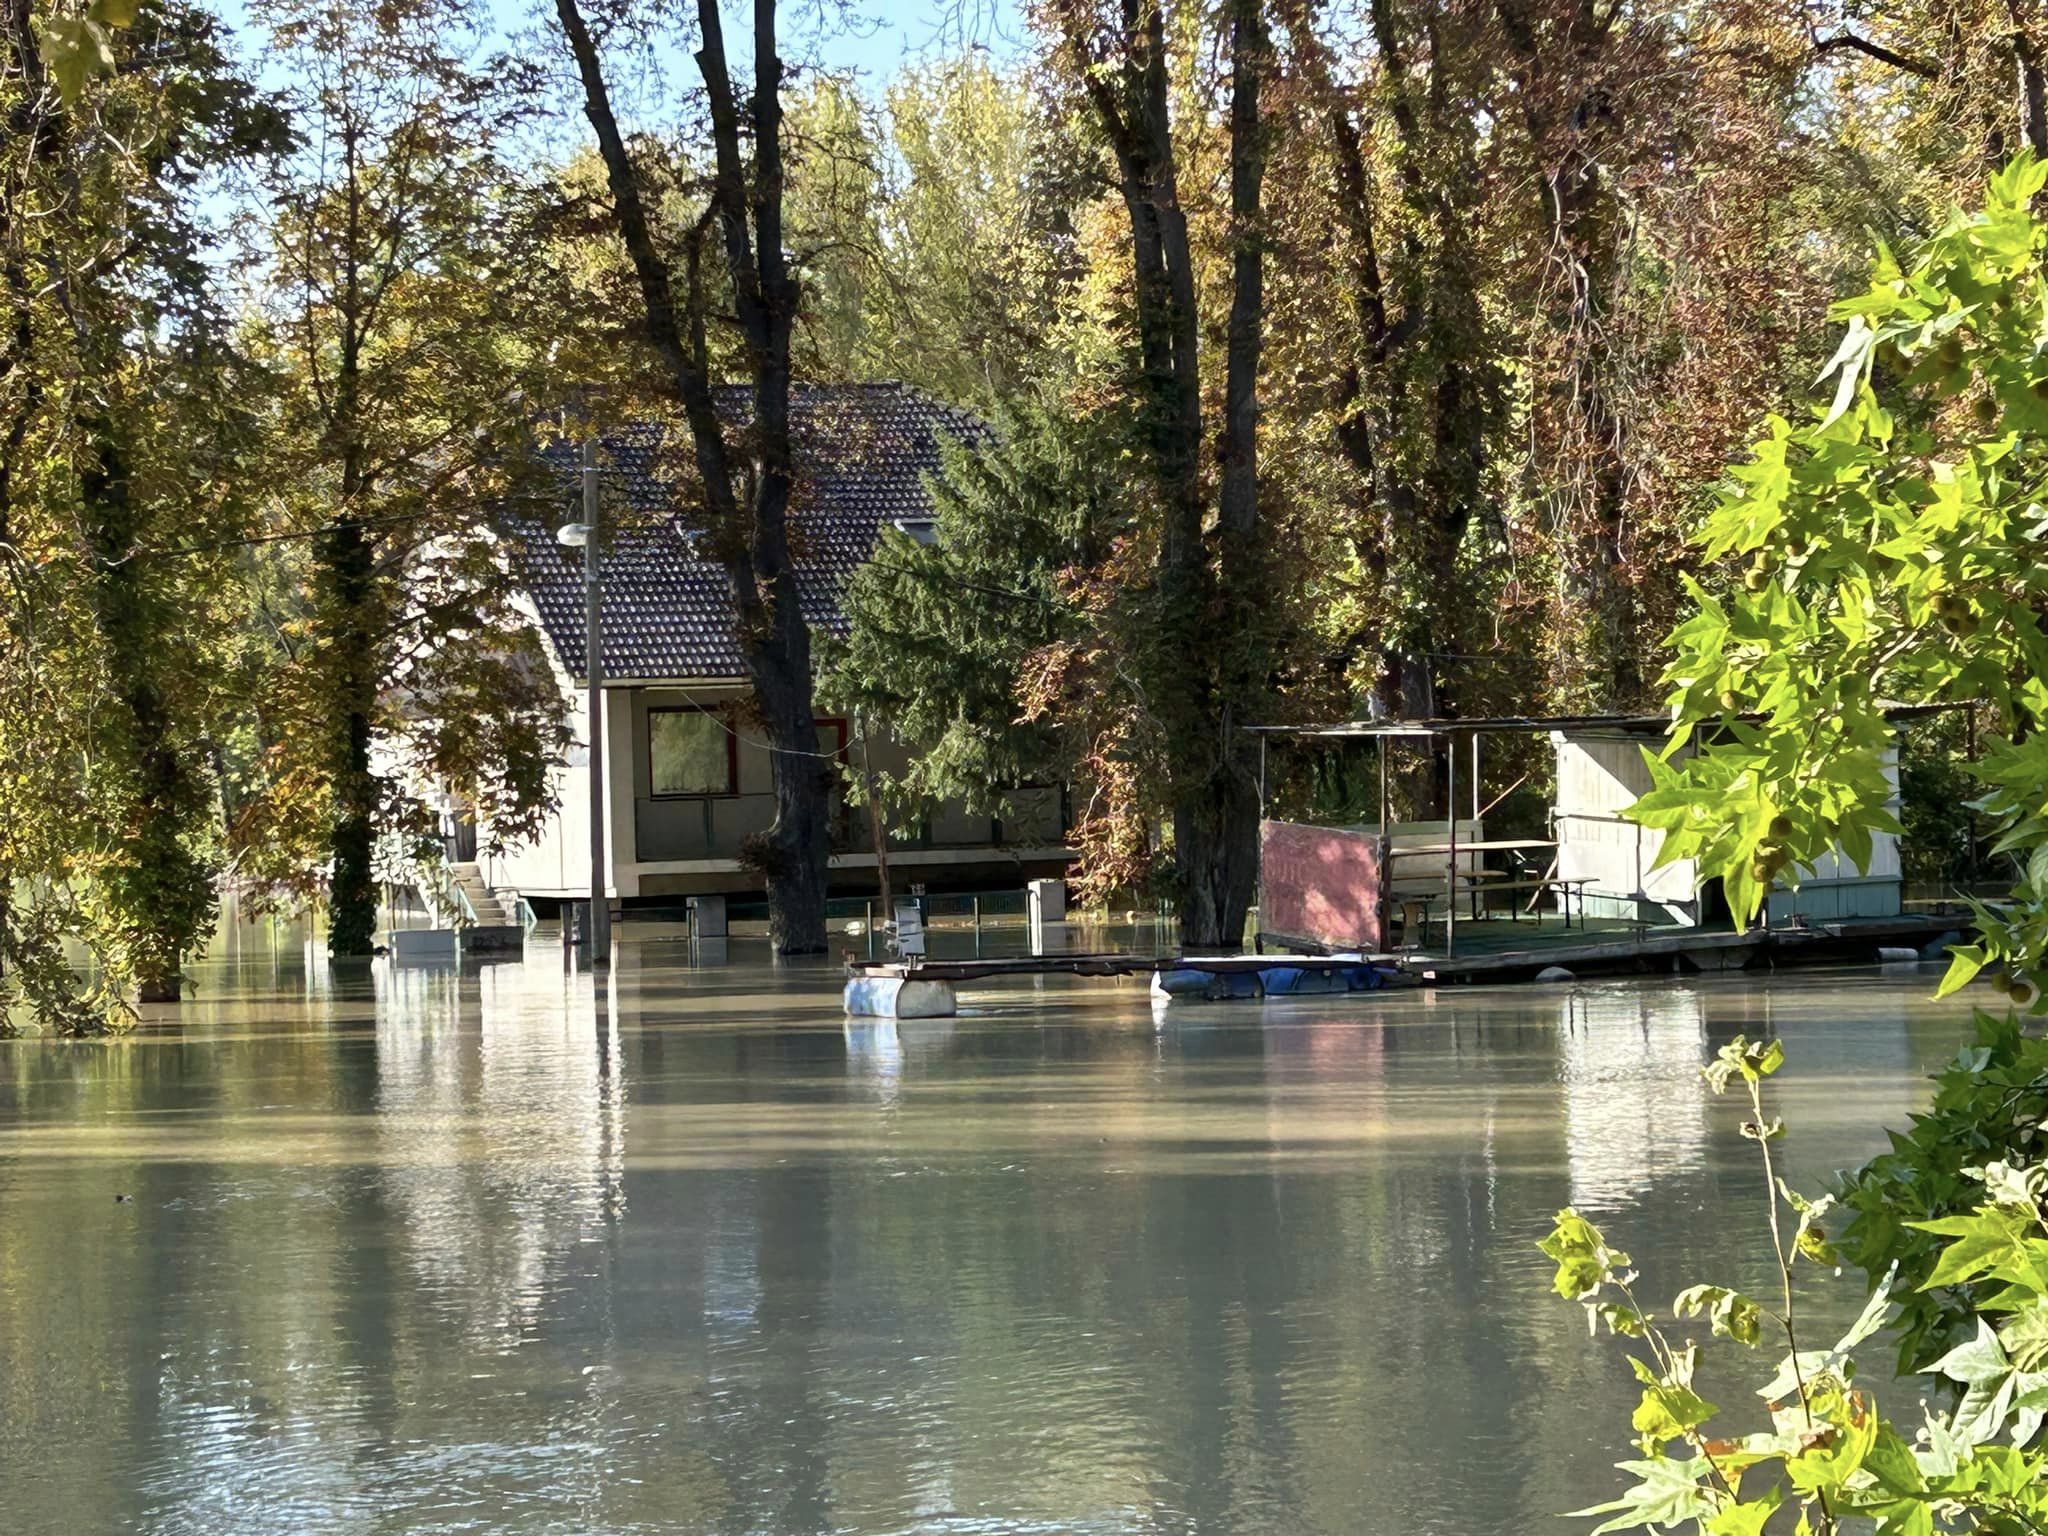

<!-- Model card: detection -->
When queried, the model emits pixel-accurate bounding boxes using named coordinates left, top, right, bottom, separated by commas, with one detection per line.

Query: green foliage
left=2, top=0, right=291, bottom=1025
left=1630, top=156, right=2048, bottom=960
left=818, top=397, right=1117, bottom=817
left=1545, top=1039, right=2048, bottom=1536
left=1836, top=1011, right=2048, bottom=1374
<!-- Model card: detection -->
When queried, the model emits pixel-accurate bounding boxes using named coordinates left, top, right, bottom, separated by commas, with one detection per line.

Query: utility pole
left=555, top=441, right=612, bottom=964
left=858, top=714, right=892, bottom=919
left=579, top=438, right=611, bottom=964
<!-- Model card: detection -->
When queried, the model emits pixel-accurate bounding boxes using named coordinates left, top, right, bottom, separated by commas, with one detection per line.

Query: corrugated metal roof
left=1247, top=702, right=1965, bottom=738
left=504, top=383, right=989, bottom=683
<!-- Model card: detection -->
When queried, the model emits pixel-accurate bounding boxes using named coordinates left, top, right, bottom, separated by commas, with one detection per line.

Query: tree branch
left=1813, top=31, right=1941, bottom=79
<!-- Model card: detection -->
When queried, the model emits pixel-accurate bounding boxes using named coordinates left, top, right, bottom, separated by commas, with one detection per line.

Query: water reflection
left=0, top=949, right=1975, bottom=1535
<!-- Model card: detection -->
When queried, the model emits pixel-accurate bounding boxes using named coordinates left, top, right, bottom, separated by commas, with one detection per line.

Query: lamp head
left=555, top=522, right=590, bottom=548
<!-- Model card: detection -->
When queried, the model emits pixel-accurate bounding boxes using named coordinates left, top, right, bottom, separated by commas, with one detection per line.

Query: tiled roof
left=503, top=383, right=989, bottom=683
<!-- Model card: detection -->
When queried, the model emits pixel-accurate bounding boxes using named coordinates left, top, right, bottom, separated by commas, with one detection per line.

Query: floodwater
left=0, top=926, right=1984, bottom=1535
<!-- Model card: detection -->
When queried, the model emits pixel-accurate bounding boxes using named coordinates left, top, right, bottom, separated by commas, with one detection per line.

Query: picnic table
left=1379, top=838, right=1592, bottom=946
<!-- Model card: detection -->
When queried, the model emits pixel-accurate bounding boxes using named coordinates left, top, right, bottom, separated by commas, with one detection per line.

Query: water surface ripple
left=0, top=936, right=1978, bottom=1535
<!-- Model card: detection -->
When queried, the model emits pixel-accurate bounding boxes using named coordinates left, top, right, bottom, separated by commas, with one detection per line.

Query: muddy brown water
left=0, top=927, right=1982, bottom=1534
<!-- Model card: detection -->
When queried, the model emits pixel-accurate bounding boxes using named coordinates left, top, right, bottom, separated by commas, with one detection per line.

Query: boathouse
left=1250, top=713, right=1923, bottom=956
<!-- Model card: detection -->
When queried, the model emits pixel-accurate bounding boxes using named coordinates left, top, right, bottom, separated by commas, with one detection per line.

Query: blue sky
left=219, top=0, right=1028, bottom=95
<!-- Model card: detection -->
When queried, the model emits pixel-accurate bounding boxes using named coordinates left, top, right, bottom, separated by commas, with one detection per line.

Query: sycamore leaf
left=1705, top=1487, right=1781, bottom=1536
left=88, top=0, right=139, bottom=25
left=1675, top=1284, right=1765, bottom=1347
left=1816, top=316, right=1876, bottom=428
left=1930, top=1320, right=2023, bottom=1446
left=1633, top=1379, right=1719, bottom=1447
left=1935, top=943, right=1988, bottom=997
left=34, top=16, right=116, bottom=105
left=1568, top=1457, right=1718, bottom=1535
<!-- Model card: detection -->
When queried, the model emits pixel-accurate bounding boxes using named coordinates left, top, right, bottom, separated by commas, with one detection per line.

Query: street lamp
left=556, top=438, right=610, bottom=965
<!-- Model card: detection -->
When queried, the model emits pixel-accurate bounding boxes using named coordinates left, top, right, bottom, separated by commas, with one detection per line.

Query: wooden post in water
left=1447, top=734, right=1459, bottom=957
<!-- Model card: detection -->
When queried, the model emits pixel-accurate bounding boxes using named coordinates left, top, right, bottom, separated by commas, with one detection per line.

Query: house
left=477, top=383, right=1074, bottom=914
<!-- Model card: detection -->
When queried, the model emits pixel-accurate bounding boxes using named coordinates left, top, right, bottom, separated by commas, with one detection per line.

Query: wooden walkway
left=846, top=913, right=1963, bottom=989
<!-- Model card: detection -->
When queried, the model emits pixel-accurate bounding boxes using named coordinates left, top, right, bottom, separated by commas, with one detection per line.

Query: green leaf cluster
left=1837, top=1010, right=2048, bottom=1373
left=1545, top=1041, right=2048, bottom=1536
left=1628, top=154, right=2048, bottom=954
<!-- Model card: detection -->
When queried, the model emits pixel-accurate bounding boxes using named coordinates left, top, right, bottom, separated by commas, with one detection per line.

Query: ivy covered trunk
left=1496, top=0, right=1640, bottom=709
left=320, top=506, right=380, bottom=959
left=80, top=431, right=217, bottom=1001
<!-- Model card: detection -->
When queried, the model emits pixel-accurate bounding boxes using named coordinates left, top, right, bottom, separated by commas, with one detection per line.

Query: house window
left=649, top=708, right=735, bottom=797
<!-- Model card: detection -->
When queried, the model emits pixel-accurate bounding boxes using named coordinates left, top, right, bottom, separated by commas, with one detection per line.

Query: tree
left=1630, top=154, right=2048, bottom=978
left=1044, top=0, right=1273, bottom=949
left=873, top=57, right=1087, bottom=410
left=0, top=0, right=287, bottom=1021
left=235, top=0, right=570, bottom=957
left=819, top=399, right=1111, bottom=814
left=552, top=0, right=834, bottom=954
left=1275, top=0, right=1504, bottom=723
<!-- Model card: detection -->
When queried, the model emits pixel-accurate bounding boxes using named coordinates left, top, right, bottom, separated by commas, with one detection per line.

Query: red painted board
left=1259, top=819, right=1382, bottom=950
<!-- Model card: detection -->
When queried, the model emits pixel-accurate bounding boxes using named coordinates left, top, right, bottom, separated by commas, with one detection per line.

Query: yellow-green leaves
left=1704, top=1035, right=1784, bottom=1093
left=1632, top=1353, right=1718, bottom=1451
left=1541, top=1208, right=1630, bottom=1301
left=1674, top=1284, right=1765, bottom=1347
left=34, top=0, right=140, bottom=106
left=1629, top=157, right=2048, bottom=957
left=35, top=14, right=114, bottom=106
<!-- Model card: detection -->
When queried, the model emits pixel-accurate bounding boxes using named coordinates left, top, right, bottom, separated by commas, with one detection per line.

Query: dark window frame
left=647, top=705, right=740, bottom=799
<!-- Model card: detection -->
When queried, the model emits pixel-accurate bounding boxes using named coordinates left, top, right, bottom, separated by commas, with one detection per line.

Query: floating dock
left=841, top=913, right=1964, bottom=1017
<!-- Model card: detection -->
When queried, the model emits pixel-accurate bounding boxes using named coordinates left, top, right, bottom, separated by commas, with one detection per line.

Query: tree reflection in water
left=0, top=941, right=1972, bottom=1535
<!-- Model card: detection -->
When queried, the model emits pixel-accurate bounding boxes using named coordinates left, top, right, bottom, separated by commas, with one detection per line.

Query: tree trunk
left=1058, top=0, right=1268, bottom=951
left=322, top=514, right=380, bottom=958
left=80, top=428, right=215, bottom=999
left=554, top=0, right=830, bottom=954
left=1174, top=0, right=1269, bottom=953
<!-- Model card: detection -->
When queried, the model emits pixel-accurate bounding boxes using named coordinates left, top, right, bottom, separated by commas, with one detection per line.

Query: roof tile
left=504, top=383, right=988, bottom=682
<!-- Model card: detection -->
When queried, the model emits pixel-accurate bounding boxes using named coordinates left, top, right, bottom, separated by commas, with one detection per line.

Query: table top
left=1382, top=838, right=1558, bottom=858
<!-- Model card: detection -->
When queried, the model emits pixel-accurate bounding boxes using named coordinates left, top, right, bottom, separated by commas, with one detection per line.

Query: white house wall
left=485, top=681, right=1072, bottom=904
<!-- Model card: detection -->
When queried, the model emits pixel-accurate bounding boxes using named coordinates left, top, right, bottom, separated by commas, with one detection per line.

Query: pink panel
left=1259, top=820, right=1383, bottom=951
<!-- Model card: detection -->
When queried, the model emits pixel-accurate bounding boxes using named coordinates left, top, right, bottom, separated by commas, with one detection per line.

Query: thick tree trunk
left=1173, top=0, right=1269, bottom=953
left=1060, top=0, right=1268, bottom=950
left=322, top=514, right=380, bottom=958
left=555, top=0, right=829, bottom=954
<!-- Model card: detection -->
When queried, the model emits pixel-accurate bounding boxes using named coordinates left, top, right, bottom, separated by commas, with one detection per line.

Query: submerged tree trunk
left=80, top=430, right=217, bottom=999
left=555, top=0, right=830, bottom=953
left=1059, top=0, right=1268, bottom=950
left=320, top=165, right=380, bottom=961
left=320, top=510, right=380, bottom=958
